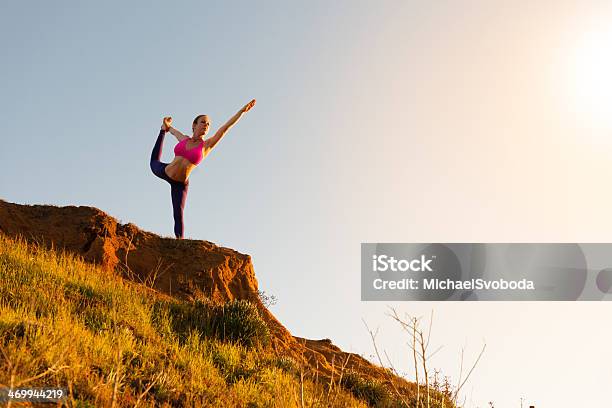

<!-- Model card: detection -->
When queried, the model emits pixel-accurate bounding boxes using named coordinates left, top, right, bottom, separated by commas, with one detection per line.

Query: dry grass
left=0, top=234, right=369, bottom=407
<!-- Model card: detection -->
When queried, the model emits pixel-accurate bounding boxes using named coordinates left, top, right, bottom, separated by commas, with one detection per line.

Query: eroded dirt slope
left=0, top=199, right=417, bottom=396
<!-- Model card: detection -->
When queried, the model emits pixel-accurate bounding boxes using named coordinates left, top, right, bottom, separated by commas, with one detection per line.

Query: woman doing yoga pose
left=150, top=99, right=256, bottom=238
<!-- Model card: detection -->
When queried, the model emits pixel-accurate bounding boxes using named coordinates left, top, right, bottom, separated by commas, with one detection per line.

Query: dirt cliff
left=0, top=199, right=417, bottom=396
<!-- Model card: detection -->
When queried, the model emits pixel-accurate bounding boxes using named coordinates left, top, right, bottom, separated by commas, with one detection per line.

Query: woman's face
left=193, top=116, right=211, bottom=137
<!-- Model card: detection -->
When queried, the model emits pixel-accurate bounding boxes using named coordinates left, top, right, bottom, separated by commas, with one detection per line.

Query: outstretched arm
left=206, top=99, right=256, bottom=150
left=161, top=116, right=189, bottom=141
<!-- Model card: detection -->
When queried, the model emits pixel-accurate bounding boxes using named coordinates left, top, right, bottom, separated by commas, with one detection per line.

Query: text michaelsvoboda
left=373, top=278, right=535, bottom=290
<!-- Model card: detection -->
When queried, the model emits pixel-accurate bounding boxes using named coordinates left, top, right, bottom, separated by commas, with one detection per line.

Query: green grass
left=341, top=371, right=391, bottom=407
left=0, top=234, right=370, bottom=407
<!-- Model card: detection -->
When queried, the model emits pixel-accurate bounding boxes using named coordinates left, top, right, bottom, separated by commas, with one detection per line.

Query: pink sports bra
left=174, top=138, right=204, bottom=165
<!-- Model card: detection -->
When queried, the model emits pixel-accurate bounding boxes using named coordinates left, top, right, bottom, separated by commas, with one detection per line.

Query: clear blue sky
left=2, top=1, right=612, bottom=407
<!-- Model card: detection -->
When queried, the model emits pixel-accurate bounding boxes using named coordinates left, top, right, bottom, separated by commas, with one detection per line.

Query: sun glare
left=569, top=26, right=612, bottom=131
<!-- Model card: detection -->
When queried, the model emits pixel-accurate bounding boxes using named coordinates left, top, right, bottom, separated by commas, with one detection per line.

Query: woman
left=150, top=99, right=256, bottom=238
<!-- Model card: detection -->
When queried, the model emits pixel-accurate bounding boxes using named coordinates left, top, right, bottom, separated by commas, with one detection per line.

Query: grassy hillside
left=0, top=233, right=455, bottom=407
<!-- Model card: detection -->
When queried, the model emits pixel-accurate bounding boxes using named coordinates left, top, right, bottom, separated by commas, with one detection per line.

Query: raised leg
left=150, top=129, right=168, bottom=179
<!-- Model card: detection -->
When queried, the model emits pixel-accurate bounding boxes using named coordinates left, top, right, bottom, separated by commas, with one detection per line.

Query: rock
left=0, top=198, right=417, bottom=394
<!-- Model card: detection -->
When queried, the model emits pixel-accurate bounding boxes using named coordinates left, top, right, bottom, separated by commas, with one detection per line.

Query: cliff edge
left=0, top=199, right=417, bottom=397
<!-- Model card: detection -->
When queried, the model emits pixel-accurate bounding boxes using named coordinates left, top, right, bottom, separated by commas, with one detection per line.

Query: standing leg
left=150, top=129, right=168, bottom=179
left=170, top=181, right=189, bottom=239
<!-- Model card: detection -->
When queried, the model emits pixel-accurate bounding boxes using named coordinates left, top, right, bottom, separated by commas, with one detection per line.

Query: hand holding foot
left=162, top=116, right=173, bottom=131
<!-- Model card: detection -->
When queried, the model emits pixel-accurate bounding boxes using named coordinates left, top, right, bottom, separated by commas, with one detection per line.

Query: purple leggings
left=150, top=129, right=189, bottom=238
